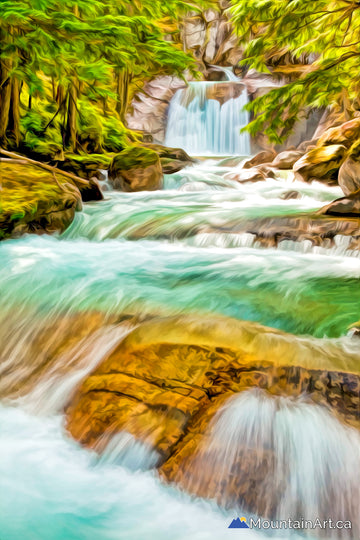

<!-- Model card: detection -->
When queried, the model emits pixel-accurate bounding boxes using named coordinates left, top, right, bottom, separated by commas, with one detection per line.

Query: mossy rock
left=53, top=154, right=113, bottom=180
left=109, top=146, right=163, bottom=192
left=111, top=146, right=159, bottom=170
left=0, top=161, right=82, bottom=240
left=143, top=144, right=195, bottom=174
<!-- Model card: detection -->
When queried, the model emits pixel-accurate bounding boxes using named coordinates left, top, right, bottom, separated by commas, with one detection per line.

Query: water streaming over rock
left=165, top=81, right=251, bottom=155
left=178, top=389, right=360, bottom=537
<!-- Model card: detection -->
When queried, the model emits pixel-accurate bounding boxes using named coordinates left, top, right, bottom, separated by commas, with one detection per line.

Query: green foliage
left=230, top=0, right=360, bottom=142
left=0, top=0, right=213, bottom=156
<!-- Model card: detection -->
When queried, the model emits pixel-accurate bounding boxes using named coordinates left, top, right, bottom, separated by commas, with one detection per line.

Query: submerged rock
left=280, top=190, right=301, bottom=200
left=224, top=167, right=266, bottom=183
left=109, top=146, right=163, bottom=192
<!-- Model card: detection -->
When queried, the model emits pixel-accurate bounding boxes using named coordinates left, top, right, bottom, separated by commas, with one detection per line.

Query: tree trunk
left=65, top=84, right=78, bottom=152
left=116, top=69, right=130, bottom=123
left=0, top=59, right=12, bottom=147
left=8, top=77, right=21, bottom=147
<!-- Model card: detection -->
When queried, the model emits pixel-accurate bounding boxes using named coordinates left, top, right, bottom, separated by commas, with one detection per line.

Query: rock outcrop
left=65, top=315, right=360, bottom=511
left=0, top=161, right=83, bottom=240
left=293, top=144, right=347, bottom=185
left=319, top=190, right=360, bottom=217
left=338, top=157, right=360, bottom=195
left=109, top=147, right=163, bottom=192
left=143, top=144, right=195, bottom=174
left=293, top=118, right=360, bottom=186
left=126, top=77, right=186, bottom=144
left=183, top=3, right=243, bottom=69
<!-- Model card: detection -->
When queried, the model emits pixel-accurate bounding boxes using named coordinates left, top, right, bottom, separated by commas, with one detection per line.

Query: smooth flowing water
left=165, top=82, right=251, bottom=155
left=1, top=159, right=359, bottom=539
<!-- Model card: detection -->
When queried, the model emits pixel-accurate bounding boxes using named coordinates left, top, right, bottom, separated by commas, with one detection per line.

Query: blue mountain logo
left=228, top=517, right=249, bottom=529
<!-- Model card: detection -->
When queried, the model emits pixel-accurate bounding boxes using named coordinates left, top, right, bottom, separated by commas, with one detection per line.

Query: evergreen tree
left=230, top=0, right=360, bottom=143
left=0, top=0, right=213, bottom=155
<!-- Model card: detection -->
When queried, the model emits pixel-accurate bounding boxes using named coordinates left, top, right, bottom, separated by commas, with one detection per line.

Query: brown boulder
left=271, top=150, right=304, bottom=169
left=243, top=149, right=276, bottom=168
left=317, top=118, right=360, bottom=148
left=293, top=144, right=347, bottom=184
left=66, top=315, right=360, bottom=451
left=65, top=315, right=360, bottom=516
left=224, top=167, right=266, bottom=183
left=109, top=146, right=163, bottom=192
left=338, top=157, right=360, bottom=195
left=319, top=190, right=360, bottom=217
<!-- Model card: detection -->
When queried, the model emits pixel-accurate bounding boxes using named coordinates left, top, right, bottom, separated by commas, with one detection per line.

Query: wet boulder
left=143, top=144, right=195, bottom=174
left=318, top=190, right=360, bottom=217
left=242, top=149, right=276, bottom=168
left=65, top=315, right=360, bottom=516
left=338, top=157, right=360, bottom=195
left=224, top=166, right=266, bottom=183
left=293, top=144, right=347, bottom=184
left=280, top=190, right=301, bottom=200
left=271, top=150, right=304, bottom=170
left=109, top=146, right=163, bottom=192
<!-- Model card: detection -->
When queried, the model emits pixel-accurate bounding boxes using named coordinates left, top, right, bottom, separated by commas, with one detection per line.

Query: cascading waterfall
left=165, top=80, right=251, bottom=156
left=180, top=389, right=360, bottom=537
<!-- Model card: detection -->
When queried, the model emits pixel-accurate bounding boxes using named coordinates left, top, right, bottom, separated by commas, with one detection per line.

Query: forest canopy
left=0, top=0, right=214, bottom=157
left=230, top=0, right=360, bottom=142
left=1, top=0, right=360, bottom=153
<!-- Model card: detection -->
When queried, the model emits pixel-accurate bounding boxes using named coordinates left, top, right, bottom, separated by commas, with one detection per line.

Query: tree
left=229, top=0, right=360, bottom=143
left=0, top=0, right=214, bottom=155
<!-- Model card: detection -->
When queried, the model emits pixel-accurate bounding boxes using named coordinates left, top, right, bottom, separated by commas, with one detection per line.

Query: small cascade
left=180, top=389, right=360, bottom=537
left=165, top=80, right=251, bottom=156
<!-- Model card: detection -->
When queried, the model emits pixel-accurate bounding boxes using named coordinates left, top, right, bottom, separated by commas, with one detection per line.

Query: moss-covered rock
left=109, top=146, right=163, bottom=192
left=53, top=154, right=112, bottom=180
left=143, top=144, right=195, bottom=174
left=0, top=161, right=82, bottom=240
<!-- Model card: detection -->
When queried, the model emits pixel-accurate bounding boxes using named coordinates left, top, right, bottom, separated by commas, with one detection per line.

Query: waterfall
left=179, top=389, right=360, bottom=537
left=165, top=80, right=251, bottom=156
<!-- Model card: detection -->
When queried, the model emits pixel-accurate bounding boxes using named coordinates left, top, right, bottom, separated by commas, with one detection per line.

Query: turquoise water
left=0, top=161, right=359, bottom=539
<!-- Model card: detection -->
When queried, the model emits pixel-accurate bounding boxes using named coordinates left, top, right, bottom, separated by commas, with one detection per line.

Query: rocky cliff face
left=182, top=2, right=243, bottom=70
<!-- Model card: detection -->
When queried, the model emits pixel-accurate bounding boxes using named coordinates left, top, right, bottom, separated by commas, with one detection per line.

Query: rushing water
left=165, top=82, right=251, bottom=155
left=1, top=159, right=359, bottom=539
